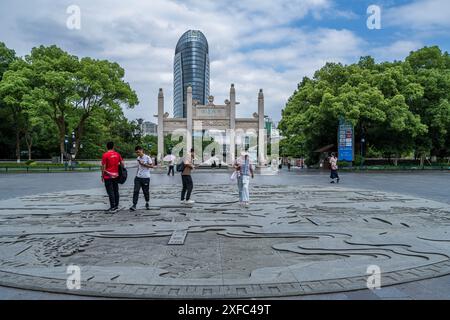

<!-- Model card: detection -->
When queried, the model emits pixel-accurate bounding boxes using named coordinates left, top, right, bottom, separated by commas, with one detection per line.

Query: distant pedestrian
left=179, top=148, right=195, bottom=204
left=234, top=152, right=254, bottom=207
left=101, top=141, right=124, bottom=213
left=329, top=153, right=340, bottom=184
left=130, top=146, right=153, bottom=211
left=166, top=153, right=175, bottom=176
left=287, top=160, right=291, bottom=171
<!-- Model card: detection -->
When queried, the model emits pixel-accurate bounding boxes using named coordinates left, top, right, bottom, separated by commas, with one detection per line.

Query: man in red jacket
left=101, top=141, right=124, bottom=213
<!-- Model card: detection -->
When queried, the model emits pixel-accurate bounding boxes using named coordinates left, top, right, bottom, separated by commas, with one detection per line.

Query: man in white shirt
left=130, top=146, right=154, bottom=211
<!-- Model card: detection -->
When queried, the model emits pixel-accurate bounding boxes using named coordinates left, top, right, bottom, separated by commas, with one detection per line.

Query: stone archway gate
left=155, top=84, right=266, bottom=166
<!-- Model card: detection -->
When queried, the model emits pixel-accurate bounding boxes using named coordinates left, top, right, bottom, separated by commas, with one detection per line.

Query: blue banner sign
left=338, top=120, right=354, bottom=162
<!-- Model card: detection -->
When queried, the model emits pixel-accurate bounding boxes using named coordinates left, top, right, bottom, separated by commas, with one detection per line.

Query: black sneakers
left=106, top=207, right=119, bottom=214
left=130, top=203, right=149, bottom=211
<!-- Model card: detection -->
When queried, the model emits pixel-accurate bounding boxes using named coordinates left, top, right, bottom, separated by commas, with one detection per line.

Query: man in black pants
left=101, top=142, right=124, bottom=213
left=130, top=146, right=154, bottom=211
left=167, top=153, right=175, bottom=176
left=181, top=148, right=195, bottom=204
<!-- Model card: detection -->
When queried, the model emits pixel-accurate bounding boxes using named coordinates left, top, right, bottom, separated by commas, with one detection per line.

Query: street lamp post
left=63, top=135, right=69, bottom=165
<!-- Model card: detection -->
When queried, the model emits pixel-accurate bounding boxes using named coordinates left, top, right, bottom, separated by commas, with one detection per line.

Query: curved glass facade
left=173, top=30, right=210, bottom=118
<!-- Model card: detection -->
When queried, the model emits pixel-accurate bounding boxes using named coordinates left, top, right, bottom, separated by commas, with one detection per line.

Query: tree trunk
left=10, top=107, right=21, bottom=163
left=25, top=133, right=33, bottom=161
left=28, top=144, right=32, bottom=161
left=74, top=135, right=80, bottom=159
left=73, top=113, right=89, bottom=160
left=15, top=131, right=21, bottom=163
left=56, top=115, right=66, bottom=163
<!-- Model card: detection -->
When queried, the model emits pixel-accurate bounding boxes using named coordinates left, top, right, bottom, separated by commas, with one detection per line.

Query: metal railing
left=340, top=165, right=450, bottom=171
left=0, top=166, right=100, bottom=173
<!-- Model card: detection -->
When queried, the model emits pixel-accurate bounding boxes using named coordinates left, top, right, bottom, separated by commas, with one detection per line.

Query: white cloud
left=371, top=40, right=423, bottom=62
left=0, top=0, right=431, bottom=123
left=1, top=0, right=347, bottom=122
left=385, top=0, right=450, bottom=31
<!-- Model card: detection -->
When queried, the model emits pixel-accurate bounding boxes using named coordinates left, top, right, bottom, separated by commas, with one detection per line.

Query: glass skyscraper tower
left=173, top=30, right=210, bottom=118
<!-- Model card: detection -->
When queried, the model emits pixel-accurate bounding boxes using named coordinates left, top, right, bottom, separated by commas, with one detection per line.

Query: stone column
left=229, top=84, right=236, bottom=165
left=157, top=88, right=164, bottom=164
left=258, top=89, right=266, bottom=166
left=186, top=86, right=193, bottom=153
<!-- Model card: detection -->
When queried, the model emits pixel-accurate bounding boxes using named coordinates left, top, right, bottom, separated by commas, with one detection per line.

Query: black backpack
left=118, top=165, right=128, bottom=184
left=176, top=160, right=185, bottom=173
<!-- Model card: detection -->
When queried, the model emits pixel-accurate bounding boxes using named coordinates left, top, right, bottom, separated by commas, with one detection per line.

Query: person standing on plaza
left=130, top=146, right=153, bottom=211
left=287, top=160, right=291, bottom=172
left=101, top=141, right=124, bottom=213
left=234, top=152, right=254, bottom=207
left=180, top=148, right=195, bottom=204
left=329, top=153, right=340, bottom=184
left=165, top=152, right=175, bottom=176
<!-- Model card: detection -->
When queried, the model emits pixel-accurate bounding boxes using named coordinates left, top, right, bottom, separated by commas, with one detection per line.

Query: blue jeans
left=237, top=175, right=250, bottom=202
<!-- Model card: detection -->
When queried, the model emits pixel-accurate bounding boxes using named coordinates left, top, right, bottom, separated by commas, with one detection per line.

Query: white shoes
left=181, top=200, right=195, bottom=205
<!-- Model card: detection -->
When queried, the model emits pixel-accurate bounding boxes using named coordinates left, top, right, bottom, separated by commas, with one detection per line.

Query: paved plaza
left=0, top=170, right=449, bottom=299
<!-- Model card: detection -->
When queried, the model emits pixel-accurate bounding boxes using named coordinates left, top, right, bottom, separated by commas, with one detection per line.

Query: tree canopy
left=279, top=46, right=450, bottom=164
left=0, top=43, right=142, bottom=161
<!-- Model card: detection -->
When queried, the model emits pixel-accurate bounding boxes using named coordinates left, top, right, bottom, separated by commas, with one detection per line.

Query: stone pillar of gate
left=157, top=88, right=164, bottom=164
left=258, top=89, right=266, bottom=166
left=229, top=84, right=236, bottom=165
left=186, top=86, right=193, bottom=153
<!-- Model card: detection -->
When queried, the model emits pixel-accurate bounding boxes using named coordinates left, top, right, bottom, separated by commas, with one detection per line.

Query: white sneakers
left=181, top=200, right=195, bottom=205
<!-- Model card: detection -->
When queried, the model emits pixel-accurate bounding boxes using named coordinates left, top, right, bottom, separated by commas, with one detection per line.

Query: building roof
left=175, top=30, right=209, bottom=54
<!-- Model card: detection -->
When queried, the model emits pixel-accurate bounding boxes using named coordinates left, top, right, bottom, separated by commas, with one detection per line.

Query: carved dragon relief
left=0, top=185, right=448, bottom=297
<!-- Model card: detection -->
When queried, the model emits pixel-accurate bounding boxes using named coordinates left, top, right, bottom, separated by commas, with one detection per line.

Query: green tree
left=72, top=57, right=138, bottom=158
left=142, top=135, right=158, bottom=156
left=23, top=45, right=79, bottom=162
left=405, top=46, right=450, bottom=159
left=0, top=42, right=17, bottom=159
left=0, top=42, right=16, bottom=81
left=0, top=60, right=30, bottom=162
left=279, top=57, right=428, bottom=164
left=22, top=107, right=47, bottom=160
left=2, top=44, right=141, bottom=161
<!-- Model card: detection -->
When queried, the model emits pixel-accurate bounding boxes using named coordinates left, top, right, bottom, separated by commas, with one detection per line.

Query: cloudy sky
left=0, top=0, right=449, bottom=123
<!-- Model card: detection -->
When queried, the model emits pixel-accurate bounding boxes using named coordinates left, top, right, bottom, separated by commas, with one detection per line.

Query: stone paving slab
left=0, top=184, right=449, bottom=298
